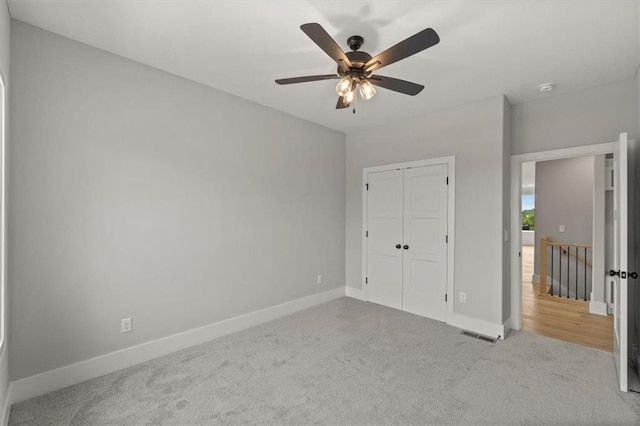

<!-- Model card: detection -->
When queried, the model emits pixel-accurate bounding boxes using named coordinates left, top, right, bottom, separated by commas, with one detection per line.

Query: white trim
left=589, top=300, right=608, bottom=316
left=0, top=343, right=10, bottom=426
left=502, top=317, right=512, bottom=339
left=10, top=287, right=345, bottom=404
left=363, top=157, right=455, bottom=174
left=592, top=155, right=606, bottom=310
left=511, top=141, right=618, bottom=331
left=1, top=383, right=10, bottom=426
left=448, top=313, right=505, bottom=340
left=445, top=160, right=456, bottom=322
left=511, top=142, right=617, bottom=163
left=0, top=71, right=6, bottom=350
left=345, top=286, right=366, bottom=301
left=361, top=168, right=368, bottom=295
left=362, top=156, right=455, bottom=321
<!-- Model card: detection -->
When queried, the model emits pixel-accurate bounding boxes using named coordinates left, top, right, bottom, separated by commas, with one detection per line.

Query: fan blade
left=301, top=23, right=352, bottom=69
left=365, top=28, right=439, bottom=72
left=336, top=96, right=349, bottom=109
left=368, top=75, right=424, bottom=96
left=275, top=74, right=340, bottom=85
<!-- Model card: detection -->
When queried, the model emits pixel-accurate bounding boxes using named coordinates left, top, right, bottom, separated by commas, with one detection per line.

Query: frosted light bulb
left=343, top=89, right=355, bottom=105
left=335, top=77, right=352, bottom=96
left=359, top=79, right=376, bottom=100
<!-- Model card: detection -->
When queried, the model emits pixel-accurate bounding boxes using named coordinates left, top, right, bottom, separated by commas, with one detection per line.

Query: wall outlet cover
left=121, top=317, right=133, bottom=334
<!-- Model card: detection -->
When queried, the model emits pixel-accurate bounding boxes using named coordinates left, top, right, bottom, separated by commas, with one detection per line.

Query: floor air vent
left=461, top=330, right=497, bottom=343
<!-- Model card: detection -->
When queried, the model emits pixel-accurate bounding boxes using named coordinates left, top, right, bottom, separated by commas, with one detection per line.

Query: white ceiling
left=8, top=0, right=640, bottom=133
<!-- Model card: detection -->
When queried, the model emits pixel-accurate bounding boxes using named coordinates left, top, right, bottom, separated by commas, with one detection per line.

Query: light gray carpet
left=9, top=297, right=640, bottom=425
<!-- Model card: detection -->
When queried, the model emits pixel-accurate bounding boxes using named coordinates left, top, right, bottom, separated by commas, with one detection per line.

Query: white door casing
left=402, top=164, right=448, bottom=321
left=510, top=141, right=619, bottom=331
left=613, top=132, right=628, bottom=392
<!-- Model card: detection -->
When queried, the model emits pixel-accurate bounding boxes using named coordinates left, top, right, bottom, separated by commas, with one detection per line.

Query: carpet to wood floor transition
left=9, top=297, right=640, bottom=425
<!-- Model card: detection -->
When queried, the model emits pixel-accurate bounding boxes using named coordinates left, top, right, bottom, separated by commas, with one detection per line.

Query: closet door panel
left=366, top=170, right=403, bottom=309
left=402, top=165, right=448, bottom=320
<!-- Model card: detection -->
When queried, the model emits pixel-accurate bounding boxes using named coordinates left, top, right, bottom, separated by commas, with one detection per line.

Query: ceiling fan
left=275, top=23, right=440, bottom=110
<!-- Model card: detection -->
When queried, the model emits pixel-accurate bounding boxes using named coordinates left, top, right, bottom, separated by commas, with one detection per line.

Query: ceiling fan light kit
left=335, top=76, right=353, bottom=96
left=275, top=23, right=440, bottom=110
left=358, top=79, right=376, bottom=100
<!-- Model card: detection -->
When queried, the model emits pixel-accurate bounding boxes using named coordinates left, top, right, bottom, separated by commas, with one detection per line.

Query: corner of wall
left=502, top=95, right=512, bottom=323
left=0, top=0, right=9, bottom=421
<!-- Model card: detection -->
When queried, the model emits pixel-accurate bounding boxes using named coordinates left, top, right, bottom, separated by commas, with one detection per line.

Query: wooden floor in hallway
left=521, top=245, right=613, bottom=352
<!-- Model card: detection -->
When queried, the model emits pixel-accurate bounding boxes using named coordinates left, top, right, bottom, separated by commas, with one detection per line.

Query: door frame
left=362, top=156, right=455, bottom=321
left=510, top=141, right=618, bottom=331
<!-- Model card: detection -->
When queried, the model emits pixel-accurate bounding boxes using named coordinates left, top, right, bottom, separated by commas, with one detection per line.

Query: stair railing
left=539, top=236, right=592, bottom=301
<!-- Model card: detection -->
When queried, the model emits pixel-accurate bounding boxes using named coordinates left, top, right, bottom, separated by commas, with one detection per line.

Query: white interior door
left=613, top=132, right=628, bottom=392
left=402, top=165, right=448, bottom=320
left=366, top=170, right=403, bottom=309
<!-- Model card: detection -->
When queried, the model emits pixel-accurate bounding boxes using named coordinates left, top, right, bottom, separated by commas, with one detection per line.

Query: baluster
left=575, top=246, right=578, bottom=300
left=584, top=247, right=587, bottom=301
left=567, top=246, right=571, bottom=299
left=559, top=245, right=562, bottom=298
left=550, top=244, right=554, bottom=296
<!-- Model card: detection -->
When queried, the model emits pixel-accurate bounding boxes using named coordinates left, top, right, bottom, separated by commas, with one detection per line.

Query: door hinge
left=365, top=277, right=368, bottom=284
left=446, top=235, right=448, bottom=243
left=446, top=177, right=449, bottom=185
left=365, top=183, right=369, bottom=190
left=445, top=294, right=447, bottom=302
left=366, top=230, right=368, bottom=237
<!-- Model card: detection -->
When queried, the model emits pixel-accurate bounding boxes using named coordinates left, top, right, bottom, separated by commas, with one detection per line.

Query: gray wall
left=534, top=156, right=594, bottom=276
left=511, top=79, right=638, bottom=155
left=0, top=0, right=9, bottom=415
left=346, top=96, right=507, bottom=325
left=631, top=64, right=640, bottom=370
left=635, top=19, right=640, bottom=366
left=8, top=21, right=346, bottom=381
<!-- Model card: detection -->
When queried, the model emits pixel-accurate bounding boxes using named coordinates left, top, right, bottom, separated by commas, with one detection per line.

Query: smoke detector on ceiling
left=538, top=82, right=556, bottom=92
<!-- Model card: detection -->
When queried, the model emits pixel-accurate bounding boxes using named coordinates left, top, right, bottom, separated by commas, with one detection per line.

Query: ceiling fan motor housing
left=347, top=35, right=364, bottom=51
left=338, top=45, right=373, bottom=78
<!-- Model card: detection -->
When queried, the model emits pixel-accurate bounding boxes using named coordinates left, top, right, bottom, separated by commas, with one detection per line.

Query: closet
left=365, top=162, right=449, bottom=322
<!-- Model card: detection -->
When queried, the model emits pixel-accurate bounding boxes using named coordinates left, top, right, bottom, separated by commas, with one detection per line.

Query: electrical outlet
left=459, top=292, right=467, bottom=303
left=559, top=225, right=565, bottom=232
left=317, top=274, right=322, bottom=285
left=121, top=317, right=132, bottom=334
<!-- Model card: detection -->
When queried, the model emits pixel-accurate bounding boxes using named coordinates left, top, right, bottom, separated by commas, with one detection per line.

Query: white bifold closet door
left=366, top=164, right=448, bottom=322
left=366, top=169, right=404, bottom=310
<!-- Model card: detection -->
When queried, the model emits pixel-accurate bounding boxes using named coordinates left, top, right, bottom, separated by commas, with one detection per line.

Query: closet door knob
left=395, top=244, right=401, bottom=249
left=403, top=245, right=409, bottom=250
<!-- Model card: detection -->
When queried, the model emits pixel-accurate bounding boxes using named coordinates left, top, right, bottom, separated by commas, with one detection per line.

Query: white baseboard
left=1, top=383, right=11, bottom=426
left=447, top=313, right=505, bottom=340
left=0, top=345, right=10, bottom=426
left=345, top=286, right=366, bottom=301
left=589, top=300, right=608, bottom=316
left=11, top=287, right=345, bottom=404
